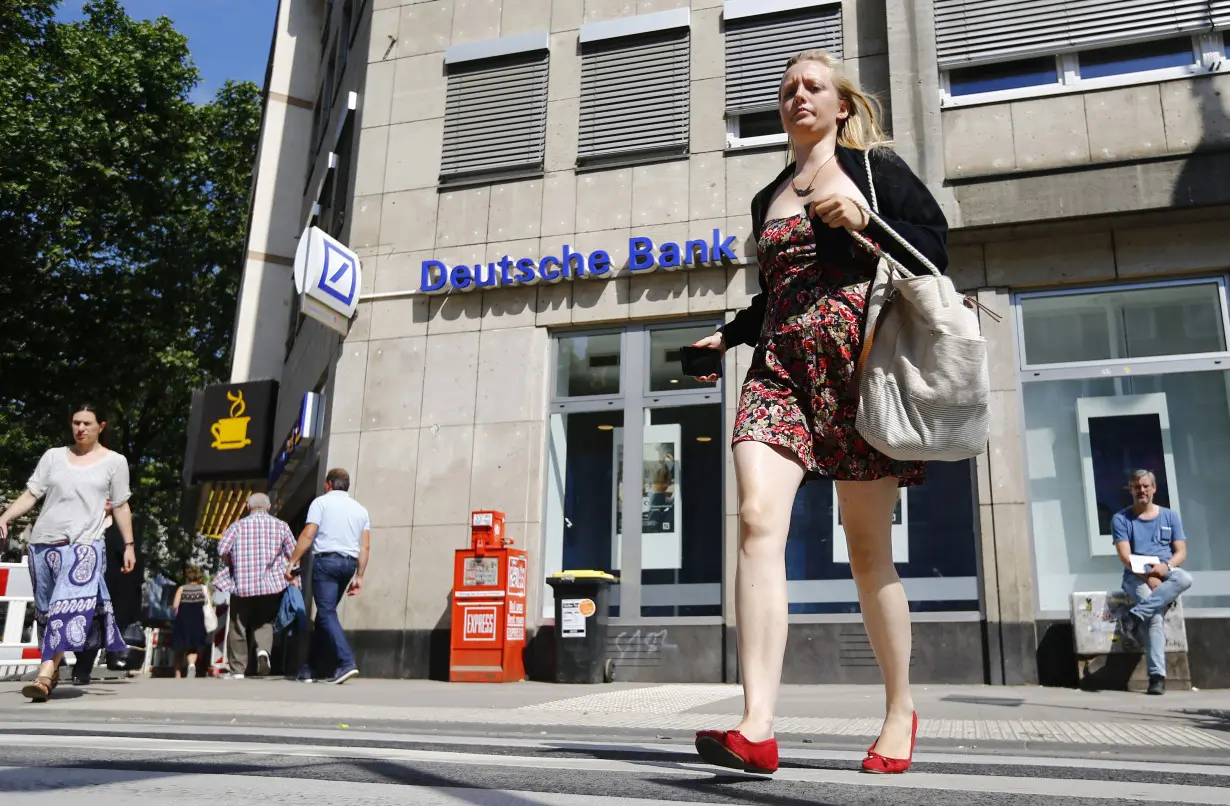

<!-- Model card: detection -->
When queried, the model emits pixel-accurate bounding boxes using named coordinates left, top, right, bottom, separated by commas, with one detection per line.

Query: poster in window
left=1076, top=393, right=1180, bottom=557
left=832, top=486, right=909, bottom=564
left=611, top=424, right=682, bottom=570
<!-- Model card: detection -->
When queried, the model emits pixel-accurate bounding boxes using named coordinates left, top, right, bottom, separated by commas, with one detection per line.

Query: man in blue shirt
left=286, top=468, right=371, bottom=684
left=1111, top=470, right=1193, bottom=695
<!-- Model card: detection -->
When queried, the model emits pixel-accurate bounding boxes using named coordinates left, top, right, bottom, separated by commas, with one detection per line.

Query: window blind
left=578, top=31, right=690, bottom=162
left=440, top=53, right=549, bottom=179
left=725, top=6, right=843, bottom=116
left=1212, top=0, right=1230, bottom=29
left=935, top=0, right=1216, bottom=68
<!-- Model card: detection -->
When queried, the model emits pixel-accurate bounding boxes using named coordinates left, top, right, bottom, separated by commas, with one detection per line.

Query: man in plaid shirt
left=217, top=493, right=294, bottom=678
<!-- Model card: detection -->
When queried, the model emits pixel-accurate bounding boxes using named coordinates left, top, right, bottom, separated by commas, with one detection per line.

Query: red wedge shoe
left=695, top=729, right=779, bottom=774
left=861, top=712, right=918, bottom=774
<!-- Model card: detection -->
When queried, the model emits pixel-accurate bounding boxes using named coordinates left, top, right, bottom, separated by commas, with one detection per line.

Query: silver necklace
left=791, top=151, right=837, bottom=197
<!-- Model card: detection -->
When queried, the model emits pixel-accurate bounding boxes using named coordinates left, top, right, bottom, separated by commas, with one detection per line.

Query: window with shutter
left=440, top=51, right=549, bottom=182
left=935, top=0, right=1213, bottom=68
left=938, top=1, right=1227, bottom=105
left=1213, top=0, right=1230, bottom=29
left=578, top=20, right=691, bottom=165
left=725, top=2, right=843, bottom=118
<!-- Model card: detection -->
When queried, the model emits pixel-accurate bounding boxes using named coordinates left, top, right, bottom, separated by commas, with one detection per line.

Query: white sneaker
left=186, top=663, right=196, bottom=678
left=256, top=650, right=271, bottom=676
left=221, top=672, right=244, bottom=680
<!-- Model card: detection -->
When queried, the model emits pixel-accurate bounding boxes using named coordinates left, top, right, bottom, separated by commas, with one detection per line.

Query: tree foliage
left=0, top=0, right=262, bottom=574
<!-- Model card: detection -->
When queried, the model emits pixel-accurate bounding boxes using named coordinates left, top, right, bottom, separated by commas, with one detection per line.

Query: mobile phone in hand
left=679, top=345, right=723, bottom=379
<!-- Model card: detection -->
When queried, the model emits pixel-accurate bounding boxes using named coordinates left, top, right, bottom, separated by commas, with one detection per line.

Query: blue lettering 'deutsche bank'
left=420, top=229, right=738, bottom=293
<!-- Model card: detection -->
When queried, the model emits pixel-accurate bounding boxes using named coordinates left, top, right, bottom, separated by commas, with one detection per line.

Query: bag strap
left=847, top=149, right=942, bottom=280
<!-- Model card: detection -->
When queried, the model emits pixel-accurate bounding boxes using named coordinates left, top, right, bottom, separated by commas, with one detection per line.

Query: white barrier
left=0, top=559, right=84, bottom=679
left=0, top=558, right=39, bottom=678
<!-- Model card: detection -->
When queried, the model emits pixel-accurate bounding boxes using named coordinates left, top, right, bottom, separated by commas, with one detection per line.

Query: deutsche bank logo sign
left=293, top=226, right=362, bottom=335
left=318, top=241, right=357, bottom=306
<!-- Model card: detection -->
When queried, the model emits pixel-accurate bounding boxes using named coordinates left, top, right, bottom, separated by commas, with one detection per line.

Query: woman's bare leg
left=174, top=650, right=184, bottom=678
left=36, top=652, right=64, bottom=680
left=836, top=477, right=915, bottom=759
left=731, top=441, right=806, bottom=742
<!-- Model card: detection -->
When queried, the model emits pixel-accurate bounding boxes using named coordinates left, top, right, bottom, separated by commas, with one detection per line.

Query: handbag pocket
left=858, top=329, right=990, bottom=462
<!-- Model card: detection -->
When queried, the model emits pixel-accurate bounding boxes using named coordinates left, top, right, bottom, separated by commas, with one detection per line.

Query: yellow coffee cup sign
left=210, top=389, right=252, bottom=451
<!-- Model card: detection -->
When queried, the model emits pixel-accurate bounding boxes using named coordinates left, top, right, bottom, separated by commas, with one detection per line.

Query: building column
left=977, top=287, right=1037, bottom=685
left=884, top=0, right=960, bottom=222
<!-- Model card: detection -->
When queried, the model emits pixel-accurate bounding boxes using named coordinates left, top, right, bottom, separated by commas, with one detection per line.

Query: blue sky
left=57, top=0, right=279, bottom=104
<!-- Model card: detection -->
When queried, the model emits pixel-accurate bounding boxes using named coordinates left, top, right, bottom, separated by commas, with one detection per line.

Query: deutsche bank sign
left=420, top=229, right=738, bottom=294
left=293, top=226, right=362, bottom=335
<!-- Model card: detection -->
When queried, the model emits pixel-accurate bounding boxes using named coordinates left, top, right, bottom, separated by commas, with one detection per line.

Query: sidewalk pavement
left=3, top=676, right=1229, bottom=750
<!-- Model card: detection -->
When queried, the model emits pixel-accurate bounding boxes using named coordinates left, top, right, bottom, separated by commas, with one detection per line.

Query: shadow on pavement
left=0, top=756, right=289, bottom=793
left=349, top=759, right=566, bottom=805
left=940, top=695, right=1025, bottom=707
left=545, top=741, right=854, bottom=774
left=7, top=687, right=90, bottom=701
left=648, top=774, right=841, bottom=806
left=1179, top=709, right=1230, bottom=733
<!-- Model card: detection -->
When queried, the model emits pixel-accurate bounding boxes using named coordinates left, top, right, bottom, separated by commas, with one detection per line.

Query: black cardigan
left=719, top=145, right=949, bottom=349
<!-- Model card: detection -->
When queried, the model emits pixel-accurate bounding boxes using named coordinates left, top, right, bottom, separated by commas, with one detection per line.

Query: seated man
left=1113, top=469, right=1193, bottom=696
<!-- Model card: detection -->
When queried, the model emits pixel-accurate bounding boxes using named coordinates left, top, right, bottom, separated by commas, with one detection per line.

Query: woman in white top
left=0, top=403, right=136, bottom=701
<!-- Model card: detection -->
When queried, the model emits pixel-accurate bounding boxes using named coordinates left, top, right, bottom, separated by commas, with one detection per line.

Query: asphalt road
left=0, top=724, right=1228, bottom=806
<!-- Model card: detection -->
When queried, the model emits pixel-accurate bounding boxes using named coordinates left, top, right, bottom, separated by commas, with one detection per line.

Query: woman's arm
left=0, top=491, right=40, bottom=541
left=111, top=501, right=136, bottom=573
left=718, top=270, right=768, bottom=350
left=717, top=176, right=781, bottom=350
left=865, top=149, right=948, bottom=275
left=173, top=585, right=183, bottom=614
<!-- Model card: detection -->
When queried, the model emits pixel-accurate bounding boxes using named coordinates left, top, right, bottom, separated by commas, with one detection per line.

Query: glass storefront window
left=784, top=462, right=980, bottom=614
left=555, top=332, right=621, bottom=397
left=544, top=322, right=722, bottom=621
left=1025, top=370, right=1230, bottom=611
left=546, top=410, right=623, bottom=616
left=648, top=324, right=719, bottom=392
left=640, top=405, right=723, bottom=617
left=1019, top=280, right=1227, bottom=366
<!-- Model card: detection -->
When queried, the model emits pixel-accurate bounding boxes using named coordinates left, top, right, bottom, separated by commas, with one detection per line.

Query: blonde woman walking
left=690, top=51, right=948, bottom=775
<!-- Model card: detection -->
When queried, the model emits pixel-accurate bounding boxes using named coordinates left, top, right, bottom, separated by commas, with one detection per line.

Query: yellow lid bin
left=549, top=570, right=620, bottom=583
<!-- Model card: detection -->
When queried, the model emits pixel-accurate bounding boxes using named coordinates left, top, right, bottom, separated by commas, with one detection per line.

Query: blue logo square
left=318, top=242, right=357, bottom=306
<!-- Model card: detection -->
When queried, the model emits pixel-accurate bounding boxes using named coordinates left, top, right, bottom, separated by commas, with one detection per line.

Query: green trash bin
left=546, top=571, right=619, bottom=684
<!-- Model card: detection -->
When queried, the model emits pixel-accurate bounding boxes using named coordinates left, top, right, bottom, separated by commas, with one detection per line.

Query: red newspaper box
left=449, top=510, right=527, bottom=683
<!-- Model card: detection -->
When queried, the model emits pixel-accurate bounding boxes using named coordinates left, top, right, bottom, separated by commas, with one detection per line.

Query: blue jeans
left=303, top=553, right=358, bottom=678
left=1122, top=567, right=1193, bottom=678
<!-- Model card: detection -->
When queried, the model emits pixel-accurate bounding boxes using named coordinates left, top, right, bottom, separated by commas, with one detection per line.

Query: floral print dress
left=731, top=213, right=926, bottom=487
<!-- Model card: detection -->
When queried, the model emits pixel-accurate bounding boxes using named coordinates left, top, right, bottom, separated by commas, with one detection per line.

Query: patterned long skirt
left=28, top=542, right=128, bottom=661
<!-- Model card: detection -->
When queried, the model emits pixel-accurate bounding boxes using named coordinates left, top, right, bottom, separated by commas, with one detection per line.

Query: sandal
left=49, top=666, right=60, bottom=692
left=21, top=675, right=54, bottom=703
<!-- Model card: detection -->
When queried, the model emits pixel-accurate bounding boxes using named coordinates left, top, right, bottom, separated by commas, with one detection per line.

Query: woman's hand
left=122, top=543, right=136, bottom=573
left=691, top=332, right=726, bottom=383
left=809, top=195, right=869, bottom=231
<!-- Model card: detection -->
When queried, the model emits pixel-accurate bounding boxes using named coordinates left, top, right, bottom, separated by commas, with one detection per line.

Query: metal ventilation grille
left=578, top=30, right=690, bottom=163
left=441, top=53, right=549, bottom=180
left=935, top=0, right=1216, bottom=68
left=725, top=6, right=843, bottom=116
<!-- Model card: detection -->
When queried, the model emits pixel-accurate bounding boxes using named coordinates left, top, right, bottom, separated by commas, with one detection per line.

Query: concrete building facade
left=222, top=0, right=1230, bottom=687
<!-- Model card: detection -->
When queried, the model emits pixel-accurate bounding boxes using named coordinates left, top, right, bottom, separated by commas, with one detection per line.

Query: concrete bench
left=1069, top=591, right=1190, bottom=692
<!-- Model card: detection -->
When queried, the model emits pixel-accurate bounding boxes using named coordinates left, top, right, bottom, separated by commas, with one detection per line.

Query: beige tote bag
left=850, top=151, right=991, bottom=462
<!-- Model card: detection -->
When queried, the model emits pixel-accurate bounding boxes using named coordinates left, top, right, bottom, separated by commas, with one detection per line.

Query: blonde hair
left=782, top=50, right=891, bottom=157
